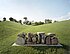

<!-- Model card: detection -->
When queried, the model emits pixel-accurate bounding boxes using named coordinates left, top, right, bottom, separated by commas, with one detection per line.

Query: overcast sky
left=0, top=0, right=70, bottom=21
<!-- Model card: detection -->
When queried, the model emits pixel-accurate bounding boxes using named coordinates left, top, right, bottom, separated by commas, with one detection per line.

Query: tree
left=23, top=21, right=29, bottom=24
left=45, top=19, right=52, bottom=24
left=27, top=21, right=31, bottom=25
left=33, top=21, right=44, bottom=26
left=9, top=17, right=14, bottom=21
left=54, top=20, right=58, bottom=23
left=0, top=20, right=1, bottom=22
left=23, top=17, right=27, bottom=21
left=38, top=21, right=44, bottom=25
left=23, top=17, right=29, bottom=24
left=35, top=22, right=38, bottom=25
left=3, top=17, right=6, bottom=21
left=19, top=20, right=22, bottom=24
left=13, top=19, right=18, bottom=23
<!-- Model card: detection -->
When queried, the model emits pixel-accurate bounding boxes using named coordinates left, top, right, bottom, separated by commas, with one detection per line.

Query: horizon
left=0, top=0, right=70, bottom=21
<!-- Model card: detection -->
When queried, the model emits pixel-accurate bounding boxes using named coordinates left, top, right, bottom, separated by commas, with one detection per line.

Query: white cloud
left=58, top=12, right=70, bottom=21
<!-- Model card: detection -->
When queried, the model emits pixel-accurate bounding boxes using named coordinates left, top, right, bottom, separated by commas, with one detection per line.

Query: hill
left=0, top=20, right=70, bottom=54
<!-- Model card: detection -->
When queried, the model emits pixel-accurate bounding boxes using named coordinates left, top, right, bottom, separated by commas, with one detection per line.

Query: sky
left=0, top=0, right=70, bottom=22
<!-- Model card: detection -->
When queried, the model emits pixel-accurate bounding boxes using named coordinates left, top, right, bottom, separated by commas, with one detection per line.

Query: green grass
left=0, top=20, right=70, bottom=54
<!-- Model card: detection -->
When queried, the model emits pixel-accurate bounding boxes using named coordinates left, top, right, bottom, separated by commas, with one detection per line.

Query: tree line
left=0, top=17, right=58, bottom=25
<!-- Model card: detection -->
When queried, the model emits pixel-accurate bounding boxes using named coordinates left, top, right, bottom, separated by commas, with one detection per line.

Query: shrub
left=0, top=20, right=1, bottom=22
left=27, top=22, right=31, bottom=25
left=45, top=19, right=52, bottom=24
left=13, top=19, right=18, bottom=23
left=19, top=20, right=22, bottom=24
left=3, top=17, right=6, bottom=21
left=9, top=17, right=14, bottom=21
left=34, top=21, right=44, bottom=25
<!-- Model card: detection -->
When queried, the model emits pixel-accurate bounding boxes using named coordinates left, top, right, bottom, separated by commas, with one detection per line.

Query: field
left=0, top=20, right=70, bottom=54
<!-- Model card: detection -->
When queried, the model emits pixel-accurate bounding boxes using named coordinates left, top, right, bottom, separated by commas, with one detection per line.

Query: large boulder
left=32, top=33, right=38, bottom=44
left=27, top=32, right=33, bottom=42
left=16, top=32, right=26, bottom=45
left=16, top=36, right=25, bottom=45
left=47, top=33, right=56, bottom=37
left=45, top=36, right=51, bottom=45
left=26, top=33, right=33, bottom=44
left=45, top=33, right=58, bottom=45
left=17, top=32, right=26, bottom=38
left=37, top=32, right=45, bottom=44
left=51, top=37, right=58, bottom=45
left=32, top=36, right=36, bottom=44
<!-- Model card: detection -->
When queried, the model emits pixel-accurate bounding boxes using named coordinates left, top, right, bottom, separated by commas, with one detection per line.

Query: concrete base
left=12, top=43, right=62, bottom=47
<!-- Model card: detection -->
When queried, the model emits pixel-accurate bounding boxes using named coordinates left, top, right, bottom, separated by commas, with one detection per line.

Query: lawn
left=0, top=20, right=70, bottom=54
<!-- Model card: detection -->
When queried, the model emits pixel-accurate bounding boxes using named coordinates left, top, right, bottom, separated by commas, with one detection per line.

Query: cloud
left=59, top=12, right=70, bottom=21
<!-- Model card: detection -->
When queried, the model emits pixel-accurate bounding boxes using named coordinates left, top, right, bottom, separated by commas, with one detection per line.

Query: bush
left=34, top=21, right=44, bottom=25
left=23, top=21, right=29, bottom=24
left=45, top=19, right=52, bottom=24
left=19, top=20, right=22, bottom=24
left=54, top=20, right=58, bottom=23
left=0, top=20, right=1, bottom=22
left=27, top=22, right=31, bottom=25
left=13, top=19, right=18, bottom=23
left=3, top=17, right=6, bottom=21
left=9, top=17, right=14, bottom=21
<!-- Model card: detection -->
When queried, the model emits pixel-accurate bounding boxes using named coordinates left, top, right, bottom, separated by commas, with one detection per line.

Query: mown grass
left=0, top=20, right=70, bottom=54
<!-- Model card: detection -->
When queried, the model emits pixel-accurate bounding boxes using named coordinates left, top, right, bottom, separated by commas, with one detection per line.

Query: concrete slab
left=12, top=43, right=62, bottom=47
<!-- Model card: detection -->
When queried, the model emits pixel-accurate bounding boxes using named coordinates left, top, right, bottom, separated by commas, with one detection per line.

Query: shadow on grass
left=61, top=44, right=70, bottom=54
left=31, top=46, right=63, bottom=54
left=61, top=44, right=70, bottom=51
left=31, top=44, right=70, bottom=54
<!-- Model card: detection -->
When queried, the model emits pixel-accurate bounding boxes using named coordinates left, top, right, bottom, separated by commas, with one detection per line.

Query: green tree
left=38, top=21, right=44, bottom=25
left=23, top=17, right=27, bottom=21
left=19, top=20, right=22, bottom=24
left=27, top=21, right=31, bottom=25
left=3, top=17, right=6, bottom=21
left=13, top=19, right=18, bottom=23
left=54, top=20, right=58, bottom=23
left=34, top=21, right=44, bottom=25
left=35, top=22, right=38, bottom=25
left=0, top=20, right=1, bottom=22
left=45, top=19, right=52, bottom=24
left=23, top=17, right=29, bottom=24
left=9, top=17, right=14, bottom=21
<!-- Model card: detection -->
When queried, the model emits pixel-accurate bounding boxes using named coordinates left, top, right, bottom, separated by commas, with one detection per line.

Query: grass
left=0, top=20, right=70, bottom=54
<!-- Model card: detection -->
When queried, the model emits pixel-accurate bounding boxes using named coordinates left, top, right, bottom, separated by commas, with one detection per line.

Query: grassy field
left=0, top=20, right=70, bottom=54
